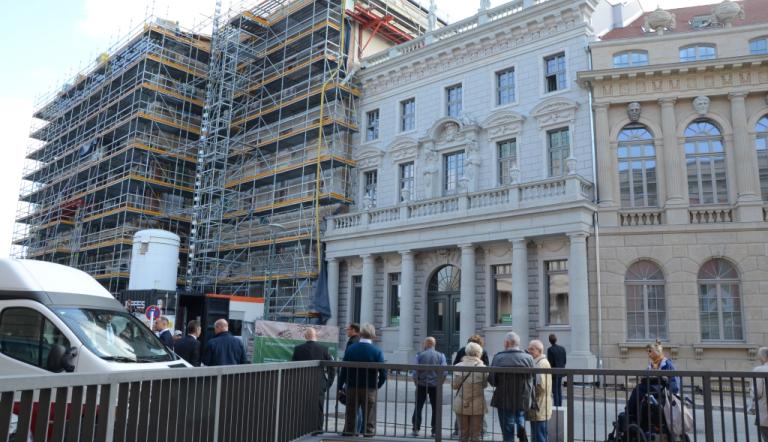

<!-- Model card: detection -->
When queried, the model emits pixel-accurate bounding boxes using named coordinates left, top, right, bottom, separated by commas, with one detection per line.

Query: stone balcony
left=326, top=174, right=594, bottom=237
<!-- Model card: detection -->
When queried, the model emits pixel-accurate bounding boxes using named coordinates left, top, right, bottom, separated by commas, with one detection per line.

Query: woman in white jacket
left=452, top=342, right=488, bottom=442
left=750, top=347, right=768, bottom=440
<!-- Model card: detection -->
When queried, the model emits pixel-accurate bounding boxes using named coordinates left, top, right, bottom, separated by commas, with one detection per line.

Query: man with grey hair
left=338, top=323, right=387, bottom=437
left=527, top=340, right=552, bottom=442
left=411, top=337, right=447, bottom=436
left=489, top=331, right=534, bottom=442
left=749, top=347, right=768, bottom=439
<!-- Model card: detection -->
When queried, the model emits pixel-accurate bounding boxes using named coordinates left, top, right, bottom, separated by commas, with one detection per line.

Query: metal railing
left=3, top=361, right=768, bottom=442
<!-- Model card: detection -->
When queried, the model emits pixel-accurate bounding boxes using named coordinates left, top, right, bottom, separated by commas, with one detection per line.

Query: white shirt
left=360, top=338, right=373, bottom=344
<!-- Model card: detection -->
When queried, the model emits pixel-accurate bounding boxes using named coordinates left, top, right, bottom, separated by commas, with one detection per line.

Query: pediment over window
left=482, top=110, right=526, bottom=141
left=387, top=136, right=418, bottom=162
left=427, top=117, right=464, bottom=143
left=353, top=146, right=385, bottom=169
left=531, top=98, right=579, bottom=129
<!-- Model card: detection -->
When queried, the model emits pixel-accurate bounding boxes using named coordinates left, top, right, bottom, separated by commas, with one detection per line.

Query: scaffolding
left=189, top=0, right=430, bottom=321
left=14, top=18, right=210, bottom=295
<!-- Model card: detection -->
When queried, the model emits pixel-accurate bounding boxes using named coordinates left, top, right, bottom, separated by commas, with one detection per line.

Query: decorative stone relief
left=627, top=102, right=641, bottom=122
left=388, top=136, right=418, bottom=162
left=482, top=110, right=526, bottom=141
left=422, top=149, right=439, bottom=199
left=464, top=138, right=481, bottom=192
left=693, top=96, right=710, bottom=115
left=531, top=98, right=579, bottom=130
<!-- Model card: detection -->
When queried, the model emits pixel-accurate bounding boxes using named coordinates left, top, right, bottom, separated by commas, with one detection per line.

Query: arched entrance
left=427, top=265, right=461, bottom=356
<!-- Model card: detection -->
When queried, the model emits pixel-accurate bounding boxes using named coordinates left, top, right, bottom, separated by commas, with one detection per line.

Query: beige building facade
left=578, top=0, right=768, bottom=370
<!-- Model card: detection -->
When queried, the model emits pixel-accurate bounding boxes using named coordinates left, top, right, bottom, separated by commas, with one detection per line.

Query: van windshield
left=53, top=308, right=173, bottom=362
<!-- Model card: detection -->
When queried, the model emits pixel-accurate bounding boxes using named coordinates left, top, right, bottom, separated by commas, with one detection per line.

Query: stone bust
left=627, top=102, right=642, bottom=122
left=693, top=96, right=710, bottom=115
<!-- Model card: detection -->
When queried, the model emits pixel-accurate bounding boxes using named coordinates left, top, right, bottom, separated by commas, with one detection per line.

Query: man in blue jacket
left=338, top=323, right=386, bottom=437
left=411, top=337, right=446, bottom=436
left=201, top=319, right=249, bottom=366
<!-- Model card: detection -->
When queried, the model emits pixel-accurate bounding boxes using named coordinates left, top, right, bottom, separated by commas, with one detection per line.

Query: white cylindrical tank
left=128, top=229, right=180, bottom=291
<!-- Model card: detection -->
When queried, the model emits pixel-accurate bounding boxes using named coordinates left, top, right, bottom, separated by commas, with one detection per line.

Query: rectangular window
left=493, top=264, right=513, bottom=324
left=544, top=53, right=567, bottom=92
left=399, top=162, right=414, bottom=202
left=446, top=84, right=463, bottom=117
left=498, top=139, right=517, bottom=185
left=750, top=38, right=768, bottom=55
left=364, top=170, right=377, bottom=207
left=545, top=260, right=569, bottom=325
left=443, top=151, right=465, bottom=195
left=401, top=98, right=416, bottom=132
left=496, top=68, right=515, bottom=105
left=548, top=128, right=570, bottom=177
left=612, top=51, right=649, bottom=68
left=365, top=109, right=379, bottom=141
left=352, top=275, right=362, bottom=324
left=389, top=273, right=401, bottom=326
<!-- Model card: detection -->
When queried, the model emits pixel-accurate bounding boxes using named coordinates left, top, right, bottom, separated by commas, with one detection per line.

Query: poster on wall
left=252, top=320, right=339, bottom=363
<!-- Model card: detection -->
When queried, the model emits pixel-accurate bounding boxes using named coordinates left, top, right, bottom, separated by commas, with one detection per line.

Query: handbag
left=337, top=388, right=347, bottom=405
left=662, top=388, right=693, bottom=437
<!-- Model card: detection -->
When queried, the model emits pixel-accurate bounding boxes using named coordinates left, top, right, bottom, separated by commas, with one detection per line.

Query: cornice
left=589, top=22, right=768, bottom=49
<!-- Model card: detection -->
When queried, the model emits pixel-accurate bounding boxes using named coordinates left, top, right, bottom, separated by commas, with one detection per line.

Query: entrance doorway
left=427, top=265, right=461, bottom=357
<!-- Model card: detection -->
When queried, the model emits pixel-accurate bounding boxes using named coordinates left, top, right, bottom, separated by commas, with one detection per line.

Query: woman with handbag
left=452, top=342, right=488, bottom=442
left=527, top=340, right=552, bottom=442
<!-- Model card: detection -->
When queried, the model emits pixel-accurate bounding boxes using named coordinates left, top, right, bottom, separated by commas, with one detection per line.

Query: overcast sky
left=0, top=0, right=721, bottom=258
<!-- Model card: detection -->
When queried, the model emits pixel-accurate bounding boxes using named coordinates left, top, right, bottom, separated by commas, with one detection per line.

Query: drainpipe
left=585, top=37, right=604, bottom=370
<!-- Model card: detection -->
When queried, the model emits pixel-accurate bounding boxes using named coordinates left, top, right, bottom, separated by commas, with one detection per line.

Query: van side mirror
left=46, top=345, right=77, bottom=373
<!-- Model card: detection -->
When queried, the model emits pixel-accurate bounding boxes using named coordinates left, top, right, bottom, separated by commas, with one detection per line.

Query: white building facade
left=324, top=0, right=614, bottom=366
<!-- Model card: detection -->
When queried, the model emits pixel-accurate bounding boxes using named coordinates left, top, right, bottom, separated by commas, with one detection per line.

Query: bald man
left=201, top=319, right=248, bottom=366
left=411, top=337, right=447, bottom=436
left=292, top=327, right=336, bottom=431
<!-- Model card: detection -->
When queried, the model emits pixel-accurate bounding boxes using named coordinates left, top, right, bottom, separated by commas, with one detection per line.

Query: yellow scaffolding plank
left=238, top=20, right=340, bottom=69
left=79, top=238, right=133, bottom=252
left=143, top=82, right=205, bottom=107
left=81, top=205, right=190, bottom=224
left=241, top=11, right=270, bottom=27
left=223, top=192, right=350, bottom=219
left=217, top=233, right=310, bottom=252
left=218, top=271, right=317, bottom=284
left=27, top=247, right=72, bottom=257
left=225, top=154, right=355, bottom=188
left=235, top=53, right=337, bottom=97
left=137, top=111, right=201, bottom=135
left=129, top=141, right=196, bottom=163
left=232, top=118, right=358, bottom=156
left=146, top=53, right=207, bottom=78
left=93, top=272, right=130, bottom=280
left=146, top=24, right=211, bottom=52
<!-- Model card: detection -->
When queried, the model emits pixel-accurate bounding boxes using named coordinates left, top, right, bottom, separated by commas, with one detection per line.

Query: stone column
left=729, top=92, right=763, bottom=221
left=510, top=238, right=529, bottom=346
left=326, top=258, right=339, bottom=327
left=459, top=244, right=476, bottom=345
left=659, top=98, right=688, bottom=224
left=594, top=104, right=614, bottom=207
left=397, top=250, right=415, bottom=361
left=361, top=254, right=376, bottom=326
left=568, top=232, right=596, bottom=369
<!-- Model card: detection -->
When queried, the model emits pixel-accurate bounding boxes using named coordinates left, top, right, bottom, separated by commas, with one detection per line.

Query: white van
left=0, top=258, right=190, bottom=375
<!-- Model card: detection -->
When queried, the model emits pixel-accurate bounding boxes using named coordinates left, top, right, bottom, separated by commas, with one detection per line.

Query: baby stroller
left=607, top=377, right=690, bottom=442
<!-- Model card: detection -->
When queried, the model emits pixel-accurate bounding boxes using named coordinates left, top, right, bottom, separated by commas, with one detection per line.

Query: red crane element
left=348, top=3, right=413, bottom=52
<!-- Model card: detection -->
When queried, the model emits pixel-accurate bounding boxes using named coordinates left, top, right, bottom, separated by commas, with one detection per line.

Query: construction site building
left=190, top=0, right=434, bottom=321
left=14, top=19, right=210, bottom=294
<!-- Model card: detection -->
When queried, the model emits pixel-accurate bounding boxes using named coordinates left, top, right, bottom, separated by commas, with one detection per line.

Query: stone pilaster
left=361, top=254, right=376, bottom=326
left=568, top=232, right=596, bottom=369
left=397, top=250, right=415, bottom=362
left=326, top=258, right=339, bottom=327
left=459, top=244, right=477, bottom=345
left=729, top=92, right=764, bottom=221
left=659, top=98, right=689, bottom=224
left=510, top=238, right=529, bottom=346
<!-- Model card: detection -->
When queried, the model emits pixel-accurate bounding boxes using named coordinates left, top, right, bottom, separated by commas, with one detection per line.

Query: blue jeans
left=530, top=420, right=548, bottom=442
left=497, top=408, right=525, bottom=442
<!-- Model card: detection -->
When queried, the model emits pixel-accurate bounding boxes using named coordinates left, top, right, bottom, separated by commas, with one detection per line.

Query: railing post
left=212, top=374, right=222, bottom=442
left=566, top=373, right=574, bottom=442
left=702, top=375, right=715, bottom=442
left=103, top=383, right=119, bottom=442
left=434, top=369, right=444, bottom=442
left=274, top=369, right=282, bottom=442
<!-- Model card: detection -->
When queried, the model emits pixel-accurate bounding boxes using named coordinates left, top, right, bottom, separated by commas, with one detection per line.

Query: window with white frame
left=612, top=50, right=649, bottom=68
left=749, top=37, right=768, bottom=55
left=679, top=44, right=716, bottom=62
left=365, top=109, right=379, bottom=141
left=351, top=275, right=362, bottom=324
left=544, top=52, right=567, bottom=92
left=400, top=98, right=416, bottom=132
left=446, top=84, right=462, bottom=117
left=618, top=124, right=658, bottom=208
left=698, top=259, right=743, bottom=341
left=548, top=128, right=570, bottom=177
left=756, top=115, right=768, bottom=200
left=492, top=264, right=513, bottom=325
left=496, top=68, right=515, bottom=105
left=545, top=260, right=569, bottom=325
left=498, top=139, right=517, bottom=185
left=399, top=162, right=414, bottom=202
left=685, top=120, right=727, bottom=205
left=363, top=170, right=378, bottom=207
left=388, top=273, right=401, bottom=326
left=443, top=151, right=465, bottom=195
left=625, top=260, right=667, bottom=341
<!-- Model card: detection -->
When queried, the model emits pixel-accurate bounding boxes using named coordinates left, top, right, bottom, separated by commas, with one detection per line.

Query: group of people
left=154, top=317, right=249, bottom=367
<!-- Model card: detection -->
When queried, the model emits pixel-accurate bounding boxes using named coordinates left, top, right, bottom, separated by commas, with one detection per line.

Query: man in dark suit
left=547, top=333, right=567, bottom=407
left=154, top=316, right=174, bottom=348
left=201, top=319, right=249, bottom=366
left=173, top=320, right=202, bottom=366
left=345, top=322, right=360, bottom=350
left=292, top=327, right=335, bottom=431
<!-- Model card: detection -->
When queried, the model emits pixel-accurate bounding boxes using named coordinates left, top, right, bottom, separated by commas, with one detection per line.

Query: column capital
left=458, top=243, right=475, bottom=251
left=592, top=102, right=609, bottom=112
left=399, top=250, right=414, bottom=258
left=658, top=97, right=677, bottom=107
left=509, top=237, right=527, bottom=247
left=567, top=231, right=589, bottom=241
left=728, top=91, right=748, bottom=101
left=327, top=257, right=338, bottom=263
left=361, top=254, right=375, bottom=261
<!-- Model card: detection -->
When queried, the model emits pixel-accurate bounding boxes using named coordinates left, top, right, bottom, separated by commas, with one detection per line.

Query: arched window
left=685, top=120, right=727, bottom=205
left=428, top=265, right=461, bottom=292
left=618, top=124, right=657, bottom=208
left=698, top=259, right=743, bottom=341
left=625, top=261, right=666, bottom=340
left=613, top=50, right=649, bottom=68
left=756, top=115, right=768, bottom=200
left=679, top=44, right=716, bottom=62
